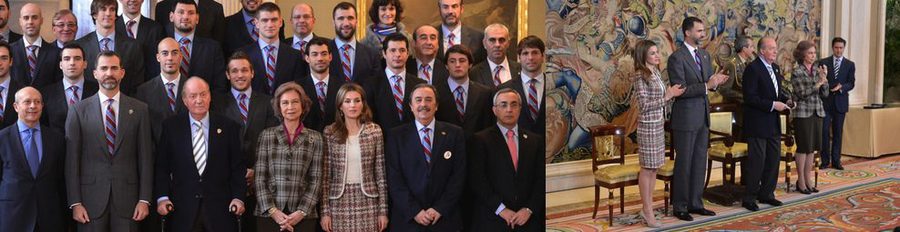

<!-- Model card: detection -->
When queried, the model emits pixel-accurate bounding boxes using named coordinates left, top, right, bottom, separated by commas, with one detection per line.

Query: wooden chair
left=655, top=121, right=675, bottom=215
left=590, top=124, right=640, bottom=226
left=705, top=104, right=748, bottom=189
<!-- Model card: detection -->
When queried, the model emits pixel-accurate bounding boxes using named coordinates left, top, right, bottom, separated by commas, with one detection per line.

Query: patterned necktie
left=767, top=66, right=778, bottom=96
left=448, top=32, right=456, bottom=47
left=0, top=34, right=5, bottom=43
left=0, top=86, right=5, bottom=122
left=297, top=40, right=307, bottom=54
left=316, top=81, right=326, bottom=114
left=506, top=129, right=518, bottom=171
left=341, top=44, right=353, bottom=82
left=249, top=19, right=259, bottom=41
left=527, top=78, right=539, bottom=120
left=421, top=127, right=432, bottom=164
left=25, top=128, right=40, bottom=177
left=67, top=86, right=80, bottom=106
left=238, top=93, right=249, bottom=126
left=192, top=122, right=207, bottom=175
left=265, top=45, right=277, bottom=94
left=420, top=64, right=431, bottom=83
left=492, top=65, right=504, bottom=86
left=693, top=49, right=703, bottom=75
left=454, top=86, right=465, bottom=121
left=126, top=20, right=137, bottom=38
left=834, top=57, right=842, bottom=79
left=165, top=83, right=177, bottom=112
left=179, top=38, right=192, bottom=77
left=104, top=99, right=117, bottom=156
left=26, top=45, right=38, bottom=82
left=100, top=38, right=112, bottom=52
left=391, top=75, right=404, bottom=120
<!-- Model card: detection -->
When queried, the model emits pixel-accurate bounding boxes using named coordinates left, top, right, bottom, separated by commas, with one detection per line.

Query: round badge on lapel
left=443, top=151, right=452, bottom=159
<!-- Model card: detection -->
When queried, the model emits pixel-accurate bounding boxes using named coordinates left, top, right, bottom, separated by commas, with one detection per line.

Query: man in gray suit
left=76, top=0, right=146, bottom=96
left=65, top=51, right=154, bottom=232
left=666, top=16, right=728, bottom=221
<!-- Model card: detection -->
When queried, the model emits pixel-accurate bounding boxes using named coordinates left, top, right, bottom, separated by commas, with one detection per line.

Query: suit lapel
left=7, top=127, right=34, bottom=178
left=36, top=129, right=59, bottom=178
left=114, top=98, right=130, bottom=155
left=490, top=126, right=516, bottom=173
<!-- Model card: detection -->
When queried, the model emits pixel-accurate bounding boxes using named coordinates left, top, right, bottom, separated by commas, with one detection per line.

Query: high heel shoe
left=795, top=182, right=812, bottom=194
left=809, top=186, right=819, bottom=193
left=640, top=210, right=662, bottom=228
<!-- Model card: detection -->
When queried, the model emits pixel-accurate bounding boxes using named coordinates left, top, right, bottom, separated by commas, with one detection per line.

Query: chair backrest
left=709, top=103, right=740, bottom=146
left=589, top=124, right=627, bottom=172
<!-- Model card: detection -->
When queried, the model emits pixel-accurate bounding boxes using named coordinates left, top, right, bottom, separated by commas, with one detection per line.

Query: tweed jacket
left=320, top=122, right=388, bottom=216
left=636, top=71, right=670, bottom=123
left=790, top=63, right=828, bottom=118
left=254, top=124, right=324, bottom=217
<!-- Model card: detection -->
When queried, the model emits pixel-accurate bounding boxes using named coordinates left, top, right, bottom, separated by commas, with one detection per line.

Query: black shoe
left=833, top=165, right=844, bottom=170
left=809, top=187, right=820, bottom=193
left=742, top=202, right=759, bottom=211
left=758, top=198, right=783, bottom=206
left=819, top=163, right=830, bottom=169
left=795, top=183, right=812, bottom=194
left=688, top=208, right=716, bottom=216
left=673, top=211, right=693, bottom=221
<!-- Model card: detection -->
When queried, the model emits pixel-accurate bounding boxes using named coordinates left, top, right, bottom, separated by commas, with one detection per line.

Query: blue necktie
left=25, top=128, right=40, bottom=177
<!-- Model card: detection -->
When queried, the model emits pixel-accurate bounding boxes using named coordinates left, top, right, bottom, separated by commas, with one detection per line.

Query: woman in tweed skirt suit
left=320, top=83, right=389, bottom=232
left=255, top=83, right=324, bottom=231
left=633, top=40, right=684, bottom=227
left=790, top=40, right=829, bottom=194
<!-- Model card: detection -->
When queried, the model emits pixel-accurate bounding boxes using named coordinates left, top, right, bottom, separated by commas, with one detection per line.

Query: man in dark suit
left=386, top=84, right=467, bottom=232
left=741, top=37, right=789, bottom=211
left=117, top=0, right=166, bottom=79
left=50, top=9, right=79, bottom=49
left=468, top=88, right=544, bottom=231
left=666, top=17, right=728, bottom=221
left=155, top=0, right=225, bottom=43
left=819, top=37, right=855, bottom=170
left=40, top=44, right=98, bottom=133
left=10, top=4, right=62, bottom=88
left=284, top=3, right=327, bottom=54
left=0, top=42, right=23, bottom=129
left=223, top=0, right=286, bottom=57
left=498, top=36, right=546, bottom=135
left=66, top=51, right=153, bottom=231
left=364, top=33, right=425, bottom=138
left=409, top=25, right=450, bottom=85
left=0, top=87, right=67, bottom=232
left=329, top=2, right=379, bottom=84
left=436, top=0, right=485, bottom=64
left=298, top=37, right=342, bottom=132
left=239, top=2, right=304, bottom=96
left=76, top=0, right=146, bottom=96
left=470, top=24, right=521, bottom=88
left=135, top=38, right=188, bottom=142
left=166, top=0, right=227, bottom=92
left=0, top=0, right=22, bottom=43
left=435, top=45, right=493, bottom=138
left=155, top=77, right=246, bottom=232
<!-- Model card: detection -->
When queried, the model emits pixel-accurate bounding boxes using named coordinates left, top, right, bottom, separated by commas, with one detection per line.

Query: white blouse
left=344, top=134, right=363, bottom=184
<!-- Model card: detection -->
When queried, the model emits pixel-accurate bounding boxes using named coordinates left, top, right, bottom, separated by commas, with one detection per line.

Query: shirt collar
left=98, top=91, right=121, bottom=104
left=294, top=33, right=314, bottom=44
left=310, top=72, right=329, bottom=85
left=497, top=123, right=518, bottom=137
left=385, top=68, right=407, bottom=80
left=335, top=38, right=356, bottom=51
left=684, top=42, right=698, bottom=54
left=63, top=76, right=85, bottom=90
left=122, top=14, right=141, bottom=24
left=231, top=86, right=253, bottom=100
left=174, top=32, right=194, bottom=44
left=415, top=118, right=435, bottom=132
left=17, top=120, right=40, bottom=133
left=0, top=76, right=10, bottom=90
left=24, top=37, right=43, bottom=48
left=761, top=57, right=773, bottom=69
left=242, top=9, right=254, bottom=23
left=447, top=77, right=469, bottom=93
left=441, top=24, right=461, bottom=38
left=258, top=38, right=280, bottom=51
left=56, top=40, right=65, bottom=49
left=488, top=58, right=510, bottom=72
left=189, top=112, right=210, bottom=129
left=96, top=32, right=115, bottom=43
left=160, top=73, right=181, bottom=86
left=417, top=58, right=436, bottom=70
left=521, top=72, right=543, bottom=84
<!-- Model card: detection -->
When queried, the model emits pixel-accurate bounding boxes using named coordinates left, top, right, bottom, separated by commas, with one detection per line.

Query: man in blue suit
left=238, top=2, right=304, bottom=95
left=0, top=87, right=67, bottom=232
left=166, top=0, right=227, bottom=92
left=386, top=83, right=467, bottom=232
left=819, top=37, right=855, bottom=170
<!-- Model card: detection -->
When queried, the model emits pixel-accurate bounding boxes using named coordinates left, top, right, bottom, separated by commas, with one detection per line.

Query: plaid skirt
left=330, top=184, right=380, bottom=232
left=637, top=121, right=666, bottom=169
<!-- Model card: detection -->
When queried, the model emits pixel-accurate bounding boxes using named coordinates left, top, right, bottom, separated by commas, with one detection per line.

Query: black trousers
left=821, top=110, right=845, bottom=166
left=743, top=136, right=781, bottom=203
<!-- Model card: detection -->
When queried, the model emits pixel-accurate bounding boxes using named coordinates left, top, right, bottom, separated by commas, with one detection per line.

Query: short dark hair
left=793, top=40, right=816, bottom=64
left=381, top=33, right=408, bottom=52
left=368, top=0, right=404, bottom=25
left=516, top=35, right=545, bottom=55
left=832, top=37, right=847, bottom=47
left=172, top=0, right=197, bottom=13
left=304, top=37, right=332, bottom=56
left=256, top=2, right=281, bottom=18
left=410, top=83, right=439, bottom=104
left=681, top=16, right=703, bottom=34
left=0, top=41, right=11, bottom=57
left=734, top=36, right=752, bottom=53
left=96, top=51, right=121, bottom=67
left=0, top=0, right=8, bottom=8
left=91, top=0, right=118, bottom=16
left=61, top=43, right=86, bottom=58
left=227, top=50, right=253, bottom=69
left=412, top=25, right=437, bottom=41
left=444, top=45, right=473, bottom=64
left=333, top=2, right=357, bottom=18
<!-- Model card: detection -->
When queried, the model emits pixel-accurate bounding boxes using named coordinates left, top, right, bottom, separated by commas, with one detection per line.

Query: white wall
left=827, top=0, right=886, bottom=105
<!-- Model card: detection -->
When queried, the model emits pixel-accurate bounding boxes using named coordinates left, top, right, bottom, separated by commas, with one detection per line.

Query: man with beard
left=471, top=23, right=520, bottom=88
left=116, top=0, right=165, bottom=79
left=135, top=38, right=188, bottom=142
left=0, top=42, right=24, bottom=128
left=498, top=36, right=546, bottom=135
left=166, top=0, right=227, bottom=92
left=435, top=0, right=485, bottom=64
left=434, top=44, right=493, bottom=139
left=50, top=10, right=78, bottom=49
left=408, top=25, right=449, bottom=85
left=386, top=83, right=466, bottom=232
left=284, top=3, right=328, bottom=54
left=76, top=0, right=146, bottom=96
left=224, top=0, right=286, bottom=56
left=363, top=33, right=424, bottom=139
left=329, top=2, right=380, bottom=83
left=11, top=4, right=62, bottom=88
left=297, top=37, right=343, bottom=132
left=239, top=2, right=304, bottom=95
left=65, top=51, right=154, bottom=232
left=155, top=0, right=224, bottom=43
left=39, top=43, right=98, bottom=134
left=0, top=0, right=21, bottom=43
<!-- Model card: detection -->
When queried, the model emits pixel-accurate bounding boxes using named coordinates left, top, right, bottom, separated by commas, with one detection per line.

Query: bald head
left=20, top=3, right=43, bottom=38
left=14, top=87, right=43, bottom=126
left=291, top=3, right=316, bottom=37
left=757, top=37, right=777, bottom=63
left=157, top=38, right=183, bottom=77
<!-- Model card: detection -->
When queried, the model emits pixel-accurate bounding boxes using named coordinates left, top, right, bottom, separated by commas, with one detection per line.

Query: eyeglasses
left=53, top=23, right=77, bottom=28
left=494, top=102, right=521, bottom=109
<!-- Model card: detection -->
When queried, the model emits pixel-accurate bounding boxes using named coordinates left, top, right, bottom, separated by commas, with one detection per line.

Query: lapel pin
left=443, top=151, right=452, bottom=159
left=217, top=128, right=222, bottom=134
left=523, top=134, right=528, bottom=139
left=440, top=131, right=446, bottom=136
left=128, top=109, right=133, bottom=115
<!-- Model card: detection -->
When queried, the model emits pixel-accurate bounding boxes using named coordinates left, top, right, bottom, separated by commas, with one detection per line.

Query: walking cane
left=161, top=204, right=173, bottom=232
left=231, top=205, right=242, bottom=232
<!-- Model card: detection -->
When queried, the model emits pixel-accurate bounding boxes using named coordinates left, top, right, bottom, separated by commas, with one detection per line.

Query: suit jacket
left=4, top=31, right=22, bottom=43
left=134, top=76, right=188, bottom=142
left=667, top=43, right=713, bottom=131
left=819, top=56, right=856, bottom=113
left=468, top=125, right=544, bottom=231
left=281, top=34, right=329, bottom=52
left=498, top=75, right=545, bottom=135
left=363, top=70, right=425, bottom=139
left=0, top=123, right=67, bottom=232
left=406, top=57, right=450, bottom=85
left=1, top=78, right=24, bottom=128
left=742, top=58, right=788, bottom=138
left=223, top=10, right=286, bottom=57
left=434, top=79, right=494, bottom=138
left=10, top=39, right=62, bottom=88
left=320, top=123, right=388, bottom=216
left=297, top=73, right=343, bottom=132
left=328, top=40, right=380, bottom=83
left=39, top=79, right=99, bottom=133
left=252, top=125, right=323, bottom=217
left=789, top=63, right=828, bottom=118
left=154, top=112, right=245, bottom=232
left=436, top=24, right=486, bottom=65
left=211, top=90, right=279, bottom=167
left=386, top=121, right=466, bottom=232
left=470, top=60, right=522, bottom=88
left=65, top=94, right=154, bottom=218
left=155, top=0, right=225, bottom=43
left=116, top=16, right=166, bottom=79
left=166, top=29, right=229, bottom=92
left=76, top=32, right=146, bottom=95
left=240, top=42, right=305, bottom=95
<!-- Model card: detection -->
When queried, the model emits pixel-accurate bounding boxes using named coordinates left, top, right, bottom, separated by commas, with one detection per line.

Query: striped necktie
left=420, top=64, right=431, bottom=83
left=0, top=86, right=5, bottom=122
left=454, top=86, right=465, bottom=121
left=391, top=75, right=404, bottom=120
left=192, top=122, right=207, bottom=175
left=126, top=20, right=137, bottom=38
left=179, top=38, right=191, bottom=77
left=165, top=83, right=177, bottom=112
left=27, top=45, right=38, bottom=82
left=834, top=57, right=842, bottom=79
left=67, top=86, right=80, bottom=106
left=104, top=99, right=117, bottom=156
left=316, top=81, right=326, bottom=114
left=238, top=93, right=249, bottom=126
left=492, top=65, right=503, bottom=86
left=421, top=127, right=432, bottom=164
left=265, top=45, right=277, bottom=94
left=100, top=38, right=112, bottom=52
left=341, top=44, right=353, bottom=82
left=527, top=78, right=539, bottom=120
left=249, top=19, right=259, bottom=41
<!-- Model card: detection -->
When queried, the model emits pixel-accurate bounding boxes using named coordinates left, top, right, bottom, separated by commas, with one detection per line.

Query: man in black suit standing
left=0, top=42, right=23, bottom=128
left=285, top=3, right=326, bottom=54
left=239, top=2, right=304, bottom=96
left=666, top=17, right=728, bottom=221
left=135, top=38, right=188, bottom=142
left=117, top=0, right=165, bottom=79
left=298, top=37, right=342, bottom=132
left=40, top=44, right=97, bottom=134
left=435, top=45, right=493, bottom=138
left=224, top=0, right=286, bottom=57
left=741, top=37, right=789, bottom=211
left=819, top=37, right=855, bottom=170
left=76, top=0, right=146, bottom=96
left=0, top=87, right=68, bottom=232
left=0, top=0, right=21, bottom=43
left=470, top=24, right=520, bottom=88
left=329, top=2, right=380, bottom=84
left=50, top=10, right=79, bottom=49
left=364, top=33, right=425, bottom=138
left=436, top=0, right=484, bottom=64
left=155, top=0, right=224, bottom=43
left=498, top=36, right=545, bottom=135
left=408, top=25, right=449, bottom=85
left=166, top=0, right=227, bottom=92
left=11, top=4, right=62, bottom=88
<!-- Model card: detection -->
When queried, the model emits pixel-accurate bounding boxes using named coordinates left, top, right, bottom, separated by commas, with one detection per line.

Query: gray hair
left=491, top=87, right=520, bottom=106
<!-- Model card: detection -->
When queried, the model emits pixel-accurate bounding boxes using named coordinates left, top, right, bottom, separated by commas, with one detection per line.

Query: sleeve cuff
left=69, top=203, right=82, bottom=209
left=495, top=203, right=506, bottom=215
left=157, top=196, right=169, bottom=204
